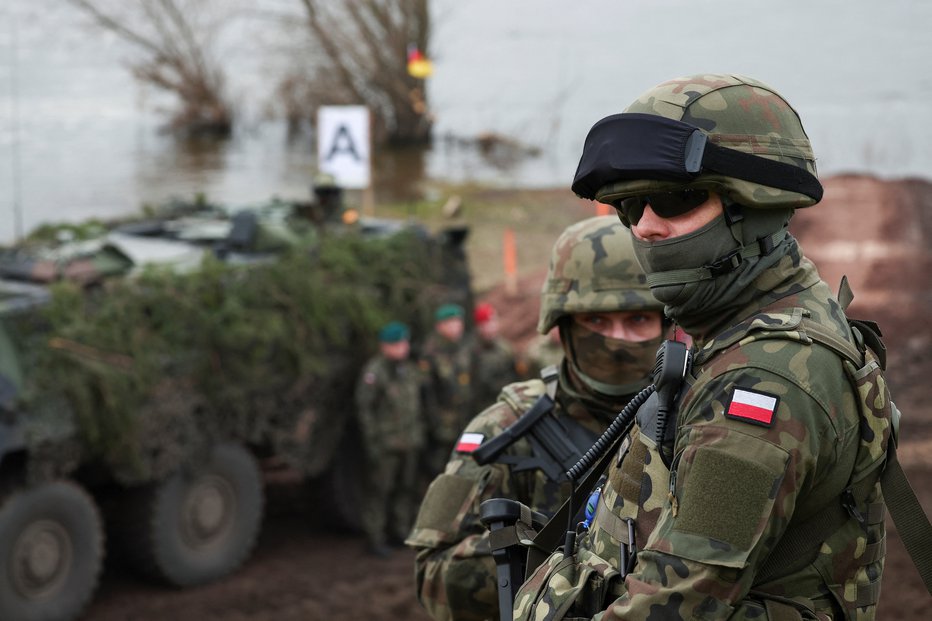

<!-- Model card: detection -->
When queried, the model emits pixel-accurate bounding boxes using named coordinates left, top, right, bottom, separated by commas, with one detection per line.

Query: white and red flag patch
left=455, top=432, right=485, bottom=453
left=725, top=388, right=779, bottom=427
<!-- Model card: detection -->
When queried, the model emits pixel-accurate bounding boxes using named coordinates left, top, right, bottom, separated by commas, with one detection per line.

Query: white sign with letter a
left=317, top=106, right=371, bottom=189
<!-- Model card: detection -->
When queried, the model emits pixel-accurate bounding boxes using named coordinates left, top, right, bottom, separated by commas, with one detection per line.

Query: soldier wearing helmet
left=514, top=74, right=897, bottom=621
left=406, top=216, right=667, bottom=621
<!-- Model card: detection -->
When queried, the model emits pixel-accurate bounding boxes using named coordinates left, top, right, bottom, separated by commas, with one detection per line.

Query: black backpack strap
left=881, top=431, right=932, bottom=594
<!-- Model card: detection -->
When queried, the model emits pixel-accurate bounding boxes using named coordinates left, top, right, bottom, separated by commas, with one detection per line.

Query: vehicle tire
left=317, top=423, right=366, bottom=534
left=119, top=443, right=264, bottom=587
left=0, top=480, right=104, bottom=621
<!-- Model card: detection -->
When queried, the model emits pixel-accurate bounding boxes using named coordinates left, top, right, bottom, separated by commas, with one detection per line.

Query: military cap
left=435, top=303, right=465, bottom=322
left=378, top=321, right=410, bottom=343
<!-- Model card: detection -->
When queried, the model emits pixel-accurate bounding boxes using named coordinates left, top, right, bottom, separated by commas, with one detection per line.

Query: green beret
left=379, top=321, right=410, bottom=343
left=435, top=303, right=464, bottom=322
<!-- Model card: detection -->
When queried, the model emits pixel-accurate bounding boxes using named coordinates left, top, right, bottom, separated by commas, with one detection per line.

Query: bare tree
left=68, top=0, right=234, bottom=137
left=286, top=0, right=433, bottom=145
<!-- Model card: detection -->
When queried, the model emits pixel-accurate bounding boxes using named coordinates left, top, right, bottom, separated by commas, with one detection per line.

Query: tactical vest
left=514, top=309, right=894, bottom=621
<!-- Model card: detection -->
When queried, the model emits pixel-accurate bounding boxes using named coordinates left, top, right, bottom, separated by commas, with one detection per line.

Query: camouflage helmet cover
left=538, top=215, right=661, bottom=334
left=591, top=74, right=819, bottom=212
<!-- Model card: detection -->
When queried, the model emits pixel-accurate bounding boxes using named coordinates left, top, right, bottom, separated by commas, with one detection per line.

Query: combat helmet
left=538, top=215, right=661, bottom=334
left=571, top=74, right=823, bottom=219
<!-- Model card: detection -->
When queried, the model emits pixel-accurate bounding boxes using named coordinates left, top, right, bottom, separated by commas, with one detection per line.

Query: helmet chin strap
left=644, top=202, right=786, bottom=290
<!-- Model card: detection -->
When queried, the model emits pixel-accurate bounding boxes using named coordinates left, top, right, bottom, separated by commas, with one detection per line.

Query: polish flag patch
left=455, top=432, right=485, bottom=453
left=725, top=388, right=779, bottom=427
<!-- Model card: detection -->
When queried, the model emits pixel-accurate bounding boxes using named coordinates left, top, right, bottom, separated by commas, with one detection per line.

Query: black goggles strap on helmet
left=572, top=113, right=823, bottom=203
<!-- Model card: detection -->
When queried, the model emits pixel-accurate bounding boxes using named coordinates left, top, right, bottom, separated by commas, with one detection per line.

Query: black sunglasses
left=615, top=189, right=710, bottom=225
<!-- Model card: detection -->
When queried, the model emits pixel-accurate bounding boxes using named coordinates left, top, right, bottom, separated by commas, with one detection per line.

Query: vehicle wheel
left=0, top=480, right=104, bottom=621
left=317, top=424, right=366, bottom=534
left=119, top=443, right=264, bottom=587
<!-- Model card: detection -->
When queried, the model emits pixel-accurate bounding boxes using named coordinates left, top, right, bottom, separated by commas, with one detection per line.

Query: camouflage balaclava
left=629, top=201, right=793, bottom=337
left=539, top=216, right=665, bottom=399
left=565, top=320, right=660, bottom=396
left=571, top=74, right=822, bottom=340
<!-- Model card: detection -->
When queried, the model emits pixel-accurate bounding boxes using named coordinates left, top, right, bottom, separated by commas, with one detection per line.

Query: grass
left=369, top=184, right=602, bottom=293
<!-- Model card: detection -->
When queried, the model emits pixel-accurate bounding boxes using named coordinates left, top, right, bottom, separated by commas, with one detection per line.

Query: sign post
left=317, top=105, right=372, bottom=213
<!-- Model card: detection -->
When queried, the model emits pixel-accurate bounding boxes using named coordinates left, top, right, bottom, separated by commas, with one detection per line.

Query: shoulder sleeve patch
left=454, top=432, right=485, bottom=453
left=363, top=371, right=377, bottom=385
left=725, top=387, right=779, bottom=427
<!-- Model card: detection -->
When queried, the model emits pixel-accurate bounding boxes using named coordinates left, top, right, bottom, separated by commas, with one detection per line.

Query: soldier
left=470, top=302, right=520, bottom=411
left=295, top=172, right=359, bottom=228
left=514, top=74, right=897, bottom=620
left=407, top=216, right=667, bottom=621
left=355, top=321, right=426, bottom=558
left=419, top=303, right=476, bottom=478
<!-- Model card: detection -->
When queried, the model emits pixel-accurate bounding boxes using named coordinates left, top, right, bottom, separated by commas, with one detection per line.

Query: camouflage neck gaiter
left=632, top=210, right=794, bottom=342
left=558, top=360, right=633, bottom=428
left=565, top=321, right=661, bottom=397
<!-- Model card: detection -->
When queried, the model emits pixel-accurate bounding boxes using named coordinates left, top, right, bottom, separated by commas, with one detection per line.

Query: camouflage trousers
left=362, top=449, right=420, bottom=547
left=423, top=407, right=469, bottom=481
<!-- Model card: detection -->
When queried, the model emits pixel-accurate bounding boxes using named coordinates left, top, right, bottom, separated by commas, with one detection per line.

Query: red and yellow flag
left=407, top=46, right=433, bottom=79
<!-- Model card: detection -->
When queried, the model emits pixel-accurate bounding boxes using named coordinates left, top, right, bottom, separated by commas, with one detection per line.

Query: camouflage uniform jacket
left=355, top=355, right=426, bottom=453
left=515, top=257, right=892, bottom=621
left=408, top=375, right=628, bottom=621
left=420, top=333, right=476, bottom=445
left=470, top=336, right=520, bottom=412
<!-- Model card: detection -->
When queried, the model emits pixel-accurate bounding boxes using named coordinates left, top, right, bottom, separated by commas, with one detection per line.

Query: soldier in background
left=514, top=74, right=897, bottom=621
left=407, top=217, right=667, bottom=621
left=469, top=302, right=520, bottom=411
left=355, top=321, right=426, bottom=558
left=310, top=173, right=346, bottom=225
left=292, top=172, right=359, bottom=229
left=419, top=303, right=474, bottom=479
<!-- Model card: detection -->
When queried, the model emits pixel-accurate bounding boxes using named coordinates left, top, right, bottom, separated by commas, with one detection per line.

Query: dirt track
left=85, top=478, right=433, bottom=621
left=83, top=175, right=932, bottom=620
left=84, top=463, right=931, bottom=621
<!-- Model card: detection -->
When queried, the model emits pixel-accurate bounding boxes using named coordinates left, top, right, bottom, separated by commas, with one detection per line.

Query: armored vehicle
left=0, top=199, right=472, bottom=620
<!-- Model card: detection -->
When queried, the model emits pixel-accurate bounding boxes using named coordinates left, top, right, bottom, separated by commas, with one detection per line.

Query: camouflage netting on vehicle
left=14, top=231, right=457, bottom=484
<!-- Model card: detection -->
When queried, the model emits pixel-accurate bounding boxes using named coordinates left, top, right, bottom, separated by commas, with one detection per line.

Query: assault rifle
left=476, top=341, right=691, bottom=621
left=471, top=393, right=590, bottom=482
left=470, top=367, right=594, bottom=621
left=479, top=499, right=547, bottom=621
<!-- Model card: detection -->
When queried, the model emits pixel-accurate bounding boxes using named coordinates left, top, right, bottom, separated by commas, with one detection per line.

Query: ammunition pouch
left=512, top=541, right=623, bottom=621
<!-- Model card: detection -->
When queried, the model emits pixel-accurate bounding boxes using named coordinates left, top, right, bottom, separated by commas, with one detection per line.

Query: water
left=2, top=0, right=931, bottom=243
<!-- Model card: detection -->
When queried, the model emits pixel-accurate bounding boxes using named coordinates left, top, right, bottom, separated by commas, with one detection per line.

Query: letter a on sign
left=317, top=106, right=371, bottom=189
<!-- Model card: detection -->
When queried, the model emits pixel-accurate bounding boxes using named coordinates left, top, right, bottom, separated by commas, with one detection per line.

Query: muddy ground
left=84, top=175, right=932, bottom=620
